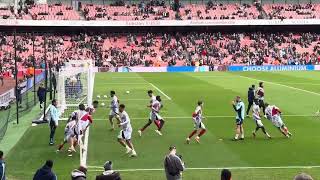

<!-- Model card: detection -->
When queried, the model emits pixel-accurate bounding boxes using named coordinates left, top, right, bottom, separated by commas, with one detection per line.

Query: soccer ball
left=126, top=91, right=130, bottom=94
left=101, top=103, right=105, bottom=106
left=97, top=95, right=101, bottom=98
left=103, top=95, right=108, bottom=98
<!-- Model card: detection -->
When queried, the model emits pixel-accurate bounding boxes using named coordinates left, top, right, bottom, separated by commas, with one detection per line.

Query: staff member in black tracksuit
left=37, top=84, right=47, bottom=111
left=246, top=85, right=255, bottom=117
left=256, top=82, right=266, bottom=116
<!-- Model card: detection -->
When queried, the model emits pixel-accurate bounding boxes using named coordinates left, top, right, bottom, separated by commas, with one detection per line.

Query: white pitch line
left=192, top=76, right=234, bottom=78
left=274, top=82, right=320, bottom=86
left=111, top=77, right=142, bottom=79
left=149, top=83, right=172, bottom=100
left=98, top=99, right=150, bottom=101
left=99, top=83, right=148, bottom=85
left=80, top=127, right=90, bottom=167
left=88, top=165, right=320, bottom=171
left=93, top=114, right=314, bottom=121
left=239, top=75, right=320, bottom=96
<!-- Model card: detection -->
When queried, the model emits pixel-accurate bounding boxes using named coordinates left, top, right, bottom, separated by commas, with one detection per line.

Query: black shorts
left=236, top=118, right=243, bottom=125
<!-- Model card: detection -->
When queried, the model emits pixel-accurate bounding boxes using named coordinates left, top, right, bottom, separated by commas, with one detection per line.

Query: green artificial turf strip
left=5, top=71, right=320, bottom=180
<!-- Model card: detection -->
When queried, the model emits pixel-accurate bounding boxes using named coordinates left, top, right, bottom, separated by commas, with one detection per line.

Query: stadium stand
left=0, top=32, right=320, bottom=70
left=20, top=3, right=81, bottom=20
left=264, top=3, right=318, bottom=19
left=1, top=1, right=320, bottom=21
left=81, top=2, right=261, bottom=21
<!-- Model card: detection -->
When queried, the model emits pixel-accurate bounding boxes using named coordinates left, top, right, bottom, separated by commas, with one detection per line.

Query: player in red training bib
left=186, top=101, right=206, bottom=144
left=265, top=103, right=292, bottom=138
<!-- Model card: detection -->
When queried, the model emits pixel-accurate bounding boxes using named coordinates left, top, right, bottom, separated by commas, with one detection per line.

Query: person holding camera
left=164, top=146, right=185, bottom=180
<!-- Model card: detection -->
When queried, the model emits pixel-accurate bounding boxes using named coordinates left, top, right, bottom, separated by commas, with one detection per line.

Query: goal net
left=56, top=60, right=95, bottom=120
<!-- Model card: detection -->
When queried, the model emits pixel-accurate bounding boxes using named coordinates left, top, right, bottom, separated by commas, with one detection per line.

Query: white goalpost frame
left=56, top=59, right=95, bottom=167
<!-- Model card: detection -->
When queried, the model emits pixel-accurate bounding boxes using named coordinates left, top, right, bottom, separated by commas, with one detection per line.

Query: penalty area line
left=149, top=83, right=172, bottom=100
left=87, top=165, right=320, bottom=172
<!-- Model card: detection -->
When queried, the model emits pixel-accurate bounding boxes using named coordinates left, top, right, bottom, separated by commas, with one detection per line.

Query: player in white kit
left=138, top=93, right=165, bottom=136
left=186, top=101, right=207, bottom=144
left=56, top=110, right=80, bottom=156
left=117, top=104, right=137, bottom=157
left=109, top=90, right=120, bottom=131
left=252, top=99, right=271, bottom=139
left=265, top=103, right=292, bottom=138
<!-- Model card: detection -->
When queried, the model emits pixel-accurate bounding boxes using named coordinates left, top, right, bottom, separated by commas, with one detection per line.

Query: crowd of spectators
left=1, top=31, right=320, bottom=75
left=2, top=0, right=320, bottom=21
left=264, top=3, right=320, bottom=20
left=81, top=0, right=261, bottom=21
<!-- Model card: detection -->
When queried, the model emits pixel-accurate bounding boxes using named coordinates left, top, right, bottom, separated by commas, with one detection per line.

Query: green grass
left=5, top=71, right=320, bottom=180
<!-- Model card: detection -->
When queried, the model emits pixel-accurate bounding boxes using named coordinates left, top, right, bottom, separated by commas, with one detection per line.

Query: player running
left=252, top=99, right=271, bottom=139
left=78, top=106, right=94, bottom=135
left=109, top=90, right=120, bottom=131
left=117, top=104, right=137, bottom=157
left=265, top=103, right=292, bottom=138
left=186, top=101, right=207, bottom=144
left=56, top=118, right=78, bottom=156
left=147, top=90, right=156, bottom=104
left=232, top=96, right=245, bottom=141
left=138, top=95, right=165, bottom=136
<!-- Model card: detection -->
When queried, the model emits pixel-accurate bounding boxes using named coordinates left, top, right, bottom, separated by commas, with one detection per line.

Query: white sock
left=131, top=149, right=136, bottom=154
left=235, top=134, right=239, bottom=139
left=241, top=134, right=244, bottom=139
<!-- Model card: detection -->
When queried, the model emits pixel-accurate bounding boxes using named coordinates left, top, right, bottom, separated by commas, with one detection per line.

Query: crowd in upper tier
left=0, top=0, right=320, bottom=21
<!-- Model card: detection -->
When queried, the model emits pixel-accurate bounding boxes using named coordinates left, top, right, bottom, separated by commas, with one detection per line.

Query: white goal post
left=56, top=60, right=95, bottom=119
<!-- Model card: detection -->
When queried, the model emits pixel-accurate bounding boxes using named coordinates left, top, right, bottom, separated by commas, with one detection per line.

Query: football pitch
left=5, top=71, right=320, bottom=180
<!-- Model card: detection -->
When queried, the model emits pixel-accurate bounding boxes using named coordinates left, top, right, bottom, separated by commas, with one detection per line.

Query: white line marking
left=98, top=99, right=150, bottom=101
left=239, top=75, right=320, bottom=96
left=80, top=127, right=90, bottom=167
left=149, top=83, right=172, bottom=100
left=274, top=82, right=320, bottom=86
left=192, top=76, right=234, bottom=78
left=92, top=114, right=314, bottom=121
left=99, top=83, right=148, bottom=85
left=38, top=105, right=51, bottom=121
left=88, top=165, right=320, bottom=171
left=111, top=77, right=142, bottom=79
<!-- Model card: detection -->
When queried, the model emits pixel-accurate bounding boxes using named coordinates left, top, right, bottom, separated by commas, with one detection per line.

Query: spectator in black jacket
left=221, top=169, right=232, bottom=180
left=71, top=166, right=87, bottom=180
left=37, top=83, right=46, bottom=110
left=246, top=85, right=255, bottom=116
left=96, top=161, right=121, bottom=180
left=33, top=160, right=57, bottom=180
